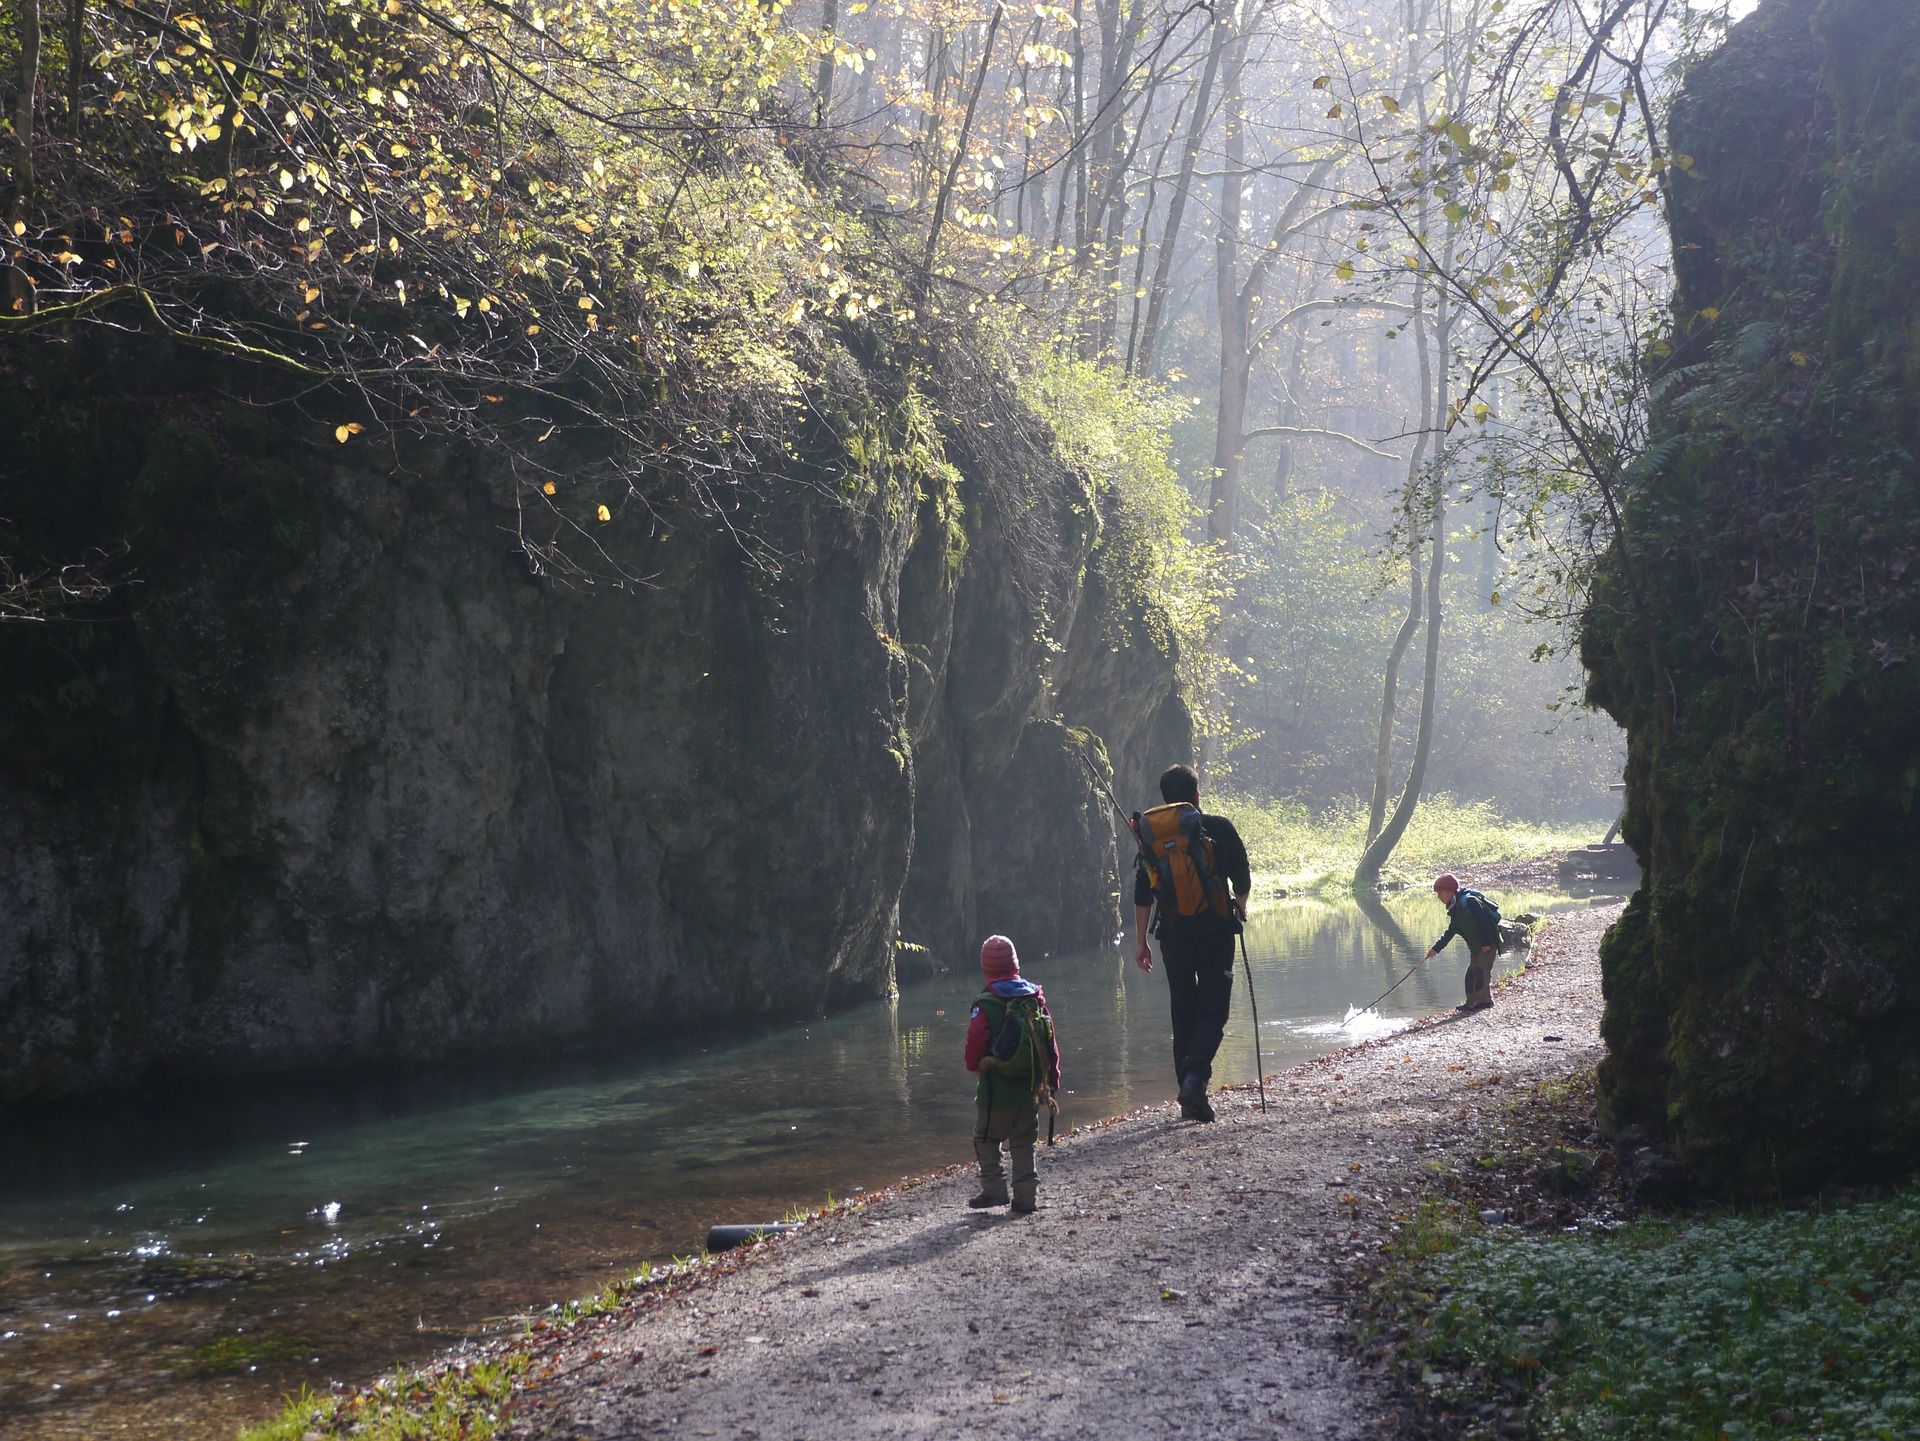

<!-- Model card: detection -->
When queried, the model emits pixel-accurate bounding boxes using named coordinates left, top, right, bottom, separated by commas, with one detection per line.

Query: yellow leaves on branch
left=596, top=504, right=612, bottom=522
left=334, top=422, right=365, bottom=443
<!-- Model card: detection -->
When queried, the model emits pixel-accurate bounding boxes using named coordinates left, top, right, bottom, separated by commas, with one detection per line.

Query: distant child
left=964, top=935, right=1061, bottom=1214
left=1424, top=873, right=1503, bottom=1012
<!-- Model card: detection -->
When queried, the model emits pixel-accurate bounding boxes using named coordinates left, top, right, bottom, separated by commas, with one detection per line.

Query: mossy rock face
left=1583, top=0, right=1920, bottom=1194
left=0, top=324, right=1186, bottom=1101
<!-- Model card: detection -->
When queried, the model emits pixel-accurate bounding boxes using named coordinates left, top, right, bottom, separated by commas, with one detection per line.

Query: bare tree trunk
left=1356, top=452, right=1446, bottom=887
left=6, top=0, right=42, bottom=315
left=1367, top=269, right=1434, bottom=843
left=1356, top=207, right=1459, bottom=887
left=1070, top=0, right=1088, bottom=254
left=1368, top=554, right=1425, bottom=844
left=921, top=4, right=1004, bottom=289
left=1207, top=17, right=1250, bottom=547
left=1011, top=22, right=1040, bottom=237
left=814, top=0, right=840, bottom=124
left=1089, top=64, right=1161, bottom=355
left=64, top=0, right=83, bottom=136
left=1133, top=6, right=1227, bottom=376
left=1123, top=85, right=1191, bottom=372
left=918, top=27, right=950, bottom=206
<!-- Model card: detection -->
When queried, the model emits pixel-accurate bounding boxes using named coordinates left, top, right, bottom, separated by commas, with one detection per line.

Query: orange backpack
left=1132, top=803, right=1233, bottom=930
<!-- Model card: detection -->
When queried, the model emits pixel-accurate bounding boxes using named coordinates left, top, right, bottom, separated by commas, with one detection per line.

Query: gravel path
left=501, top=904, right=1622, bottom=1441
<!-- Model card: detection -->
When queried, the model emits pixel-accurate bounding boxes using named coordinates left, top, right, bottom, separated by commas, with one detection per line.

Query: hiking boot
left=1177, top=1071, right=1208, bottom=1120
left=1011, top=1199, right=1037, bottom=1215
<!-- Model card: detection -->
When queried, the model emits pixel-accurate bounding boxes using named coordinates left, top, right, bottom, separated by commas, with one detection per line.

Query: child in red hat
left=1425, top=874, right=1502, bottom=1012
left=963, top=935, right=1061, bottom=1213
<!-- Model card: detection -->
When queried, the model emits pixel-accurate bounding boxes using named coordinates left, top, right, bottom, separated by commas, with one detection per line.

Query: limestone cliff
left=0, top=333, right=1187, bottom=1101
left=1582, top=0, right=1920, bottom=1192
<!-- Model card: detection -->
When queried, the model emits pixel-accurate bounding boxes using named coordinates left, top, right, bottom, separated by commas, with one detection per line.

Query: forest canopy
left=0, top=0, right=1743, bottom=825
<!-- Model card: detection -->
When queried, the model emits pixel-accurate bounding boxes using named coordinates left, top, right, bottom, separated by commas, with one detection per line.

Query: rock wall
left=893, top=357, right=1191, bottom=970
left=1582, top=0, right=1920, bottom=1193
left=0, top=335, right=1187, bottom=1101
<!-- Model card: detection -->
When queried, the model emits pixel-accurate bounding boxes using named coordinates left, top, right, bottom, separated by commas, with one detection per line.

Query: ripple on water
left=1293, top=1009, right=1409, bottom=1043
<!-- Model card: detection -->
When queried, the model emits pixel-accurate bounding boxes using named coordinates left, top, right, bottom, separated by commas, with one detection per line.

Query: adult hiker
left=963, top=935, right=1061, bottom=1214
left=1424, top=873, right=1502, bottom=1012
left=1132, top=764, right=1251, bottom=1123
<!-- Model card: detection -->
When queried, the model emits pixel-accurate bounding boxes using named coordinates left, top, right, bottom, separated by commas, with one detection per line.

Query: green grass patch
left=1216, top=792, right=1605, bottom=894
left=238, top=1354, right=530, bottom=1441
left=1409, top=1185, right=1920, bottom=1440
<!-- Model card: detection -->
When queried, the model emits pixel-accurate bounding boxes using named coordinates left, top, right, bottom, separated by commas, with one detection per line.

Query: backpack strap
left=1136, top=808, right=1176, bottom=921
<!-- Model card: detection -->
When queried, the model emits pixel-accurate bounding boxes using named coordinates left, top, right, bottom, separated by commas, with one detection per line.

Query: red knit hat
left=1433, top=873, right=1460, bottom=897
left=980, top=934, right=1020, bottom=980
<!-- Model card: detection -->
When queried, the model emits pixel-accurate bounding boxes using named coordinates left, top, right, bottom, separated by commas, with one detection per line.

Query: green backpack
left=979, top=991, right=1054, bottom=1102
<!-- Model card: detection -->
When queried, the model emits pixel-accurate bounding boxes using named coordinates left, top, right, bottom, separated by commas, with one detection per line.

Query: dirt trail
left=501, top=905, right=1621, bottom=1441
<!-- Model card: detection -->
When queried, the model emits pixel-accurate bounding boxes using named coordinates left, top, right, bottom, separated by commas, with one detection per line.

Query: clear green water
left=0, top=886, right=1606, bottom=1439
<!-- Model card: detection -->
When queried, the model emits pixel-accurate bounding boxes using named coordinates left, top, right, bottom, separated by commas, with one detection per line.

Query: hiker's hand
left=1134, top=939, right=1154, bottom=972
left=978, top=1055, right=999, bottom=1071
left=1423, top=947, right=1437, bottom=961
left=1232, top=895, right=1248, bottom=923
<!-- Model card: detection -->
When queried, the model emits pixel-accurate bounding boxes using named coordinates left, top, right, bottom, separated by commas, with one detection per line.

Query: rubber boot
left=970, top=1138, right=1009, bottom=1208
left=1010, top=1143, right=1038, bottom=1214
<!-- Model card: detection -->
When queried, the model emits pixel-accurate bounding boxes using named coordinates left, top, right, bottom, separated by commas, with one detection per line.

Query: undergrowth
left=238, top=1354, right=529, bottom=1441
left=1398, top=1186, right=1920, bottom=1441
left=1217, top=792, right=1605, bottom=893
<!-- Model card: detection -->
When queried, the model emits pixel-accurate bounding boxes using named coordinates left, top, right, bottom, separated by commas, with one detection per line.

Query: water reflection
left=0, top=886, right=1590, bottom=1440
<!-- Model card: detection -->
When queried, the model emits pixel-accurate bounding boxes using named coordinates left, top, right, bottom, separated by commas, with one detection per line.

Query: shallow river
left=0, top=885, right=1610, bottom=1439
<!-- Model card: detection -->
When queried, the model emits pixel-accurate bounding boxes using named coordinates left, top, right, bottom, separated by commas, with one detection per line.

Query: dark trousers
left=1163, top=929, right=1236, bottom=1087
left=1464, top=944, right=1496, bottom=1007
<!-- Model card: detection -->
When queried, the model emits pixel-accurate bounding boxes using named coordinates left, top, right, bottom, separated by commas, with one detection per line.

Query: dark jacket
left=1433, top=888, right=1501, bottom=954
left=1132, top=811, right=1251, bottom=940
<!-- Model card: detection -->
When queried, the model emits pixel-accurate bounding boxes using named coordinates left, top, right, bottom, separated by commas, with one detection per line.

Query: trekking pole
left=1079, top=750, right=1141, bottom=845
left=1237, top=927, right=1268, bottom=1113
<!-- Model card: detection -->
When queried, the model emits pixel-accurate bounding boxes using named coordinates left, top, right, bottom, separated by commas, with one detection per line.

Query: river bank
left=247, top=904, right=1622, bottom=1441
left=1224, top=793, right=1611, bottom=897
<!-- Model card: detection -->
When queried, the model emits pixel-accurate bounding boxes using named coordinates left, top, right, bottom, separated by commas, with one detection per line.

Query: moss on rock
left=1583, top=0, right=1920, bottom=1194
